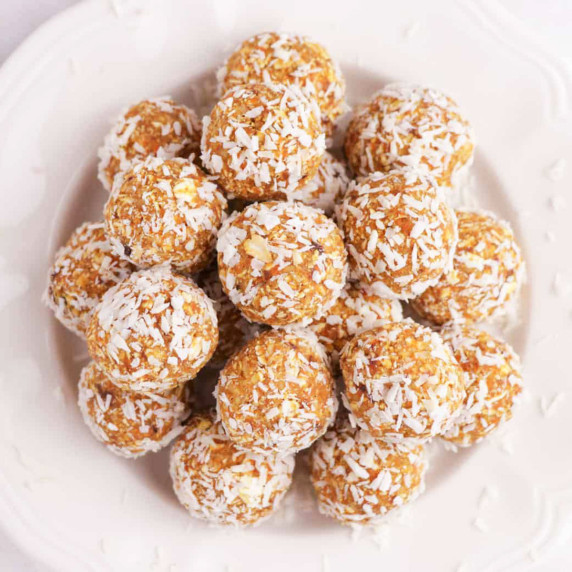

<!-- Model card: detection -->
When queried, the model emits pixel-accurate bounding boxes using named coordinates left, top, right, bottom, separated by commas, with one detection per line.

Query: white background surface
left=0, top=1, right=571, bottom=570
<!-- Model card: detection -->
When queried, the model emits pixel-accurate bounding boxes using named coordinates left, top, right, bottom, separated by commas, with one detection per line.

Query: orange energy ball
left=104, top=157, right=227, bottom=274
left=201, top=83, right=325, bottom=201
left=216, top=329, right=337, bottom=456
left=440, top=324, right=523, bottom=447
left=289, top=151, right=351, bottom=215
left=216, top=201, right=347, bottom=326
left=44, top=222, right=134, bottom=338
left=412, top=210, right=525, bottom=325
left=307, top=281, right=402, bottom=363
left=344, top=84, right=475, bottom=188
left=217, top=32, right=346, bottom=134
left=196, top=264, right=263, bottom=368
left=337, top=168, right=457, bottom=300
left=98, top=97, right=201, bottom=191
left=78, top=361, right=189, bottom=458
left=86, top=266, right=218, bottom=392
left=310, top=417, right=427, bottom=525
left=170, top=413, right=294, bottom=527
left=340, top=319, right=465, bottom=445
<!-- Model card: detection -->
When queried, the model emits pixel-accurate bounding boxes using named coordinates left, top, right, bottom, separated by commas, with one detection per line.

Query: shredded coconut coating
left=201, top=83, right=325, bottom=201
left=411, top=209, right=525, bottom=325
left=440, top=324, right=522, bottom=447
left=98, top=96, right=202, bottom=192
left=289, top=151, right=350, bottom=215
left=217, top=32, right=346, bottom=135
left=86, top=266, right=218, bottom=392
left=217, top=201, right=348, bottom=326
left=344, top=84, right=475, bottom=188
left=169, top=412, right=294, bottom=527
left=78, top=361, right=189, bottom=459
left=340, top=319, right=465, bottom=445
left=307, top=281, right=402, bottom=364
left=44, top=222, right=134, bottom=338
left=104, top=157, right=227, bottom=274
left=197, top=264, right=263, bottom=368
left=337, top=168, right=457, bottom=300
left=310, top=417, right=427, bottom=525
left=216, top=329, right=338, bottom=456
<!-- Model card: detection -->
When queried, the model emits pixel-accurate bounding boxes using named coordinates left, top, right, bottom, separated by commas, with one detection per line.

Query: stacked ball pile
left=45, top=31, right=525, bottom=529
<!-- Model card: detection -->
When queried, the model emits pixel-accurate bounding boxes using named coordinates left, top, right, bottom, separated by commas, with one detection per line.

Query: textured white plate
left=1, top=0, right=572, bottom=570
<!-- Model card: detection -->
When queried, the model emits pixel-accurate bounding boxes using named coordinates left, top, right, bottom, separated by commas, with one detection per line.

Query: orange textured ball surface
left=170, top=413, right=294, bottom=527
left=307, top=281, right=402, bottom=363
left=44, top=222, right=134, bottom=338
left=98, top=97, right=201, bottom=192
left=201, top=83, right=325, bottom=201
left=310, top=417, right=427, bottom=525
left=217, top=201, right=347, bottom=326
left=78, top=361, right=189, bottom=458
left=411, top=210, right=525, bottom=325
left=218, top=32, right=345, bottom=134
left=86, top=267, right=218, bottom=392
left=337, top=168, right=457, bottom=300
left=344, top=84, right=475, bottom=188
left=105, top=157, right=227, bottom=274
left=217, top=329, right=337, bottom=456
left=440, top=324, right=522, bottom=447
left=340, top=319, right=465, bottom=445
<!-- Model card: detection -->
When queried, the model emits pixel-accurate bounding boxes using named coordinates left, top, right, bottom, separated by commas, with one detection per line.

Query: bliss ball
left=201, top=83, right=325, bottom=201
left=337, top=168, right=457, bottom=300
left=104, top=157, right=227, bottom=274
left=217, top=201, right=347, bottom=326
left=98, top=97, right=202, bottom=191
left=340, top=319, right=465, bottom=445
left=440, top=323, right=523, bottom=447
left=344, top=84, right=475, bottom=188
left=217, top=32, right=346, bottom=135
left=216, top=329, right=337, bottom=456
left=310, top=417, right=427, bottom=525
left=170, top=412, right=294, bottom=527
left=289, top=151, right=351, bottom=215
left=86, top=266, right=218, bottom=392
left=44, top=222, right=134, bottom=338
left=412, top=210, right=525, bottom=325
left=78, top=361, right=189, bottom=459
left=196, top=264, right=263, bottom=368
left=307, top=281, right=402, bottom=364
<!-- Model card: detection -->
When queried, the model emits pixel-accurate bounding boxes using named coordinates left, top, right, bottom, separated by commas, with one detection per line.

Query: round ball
left=217, top=329, right=337, bottom=455
left=289, top=151, right=350, bottom=215
left=344, top=84, right=475, bottom=188
left=196, top=264, right=263, bottom=368
left=217, top=32, right=346, bottom=134
left=78, top=361, right=189, bottom=458
left=307, top=281, right=402, bottom=363
left=98, top=97, right=201, bottom=192
left=170, top=413, right=294, bottom=527
left=310, top=417, right=427, bottom=525
left=86, top=266, right=218, bottom=392
left=217, top=201, right=348, bottom=326
left=44, top=222, right=134, bottom=338
left=411, top=210, right=525, bottom=325
left=337, top=169, right=457, bottom=299
left=440, top=324, right=522, bottom=447
left=340, top=319, right=465, bottom=444
left=201, top=83, right=325, bottom=201
left=104, top=157, right=227, bottom=274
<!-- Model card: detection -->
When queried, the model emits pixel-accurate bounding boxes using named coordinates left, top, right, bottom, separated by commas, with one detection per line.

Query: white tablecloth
left=0, top=0, right=571, bottom=570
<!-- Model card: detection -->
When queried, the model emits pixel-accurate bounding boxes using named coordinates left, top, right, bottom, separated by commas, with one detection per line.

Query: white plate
left=1, top=0, right=572, bottom=570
